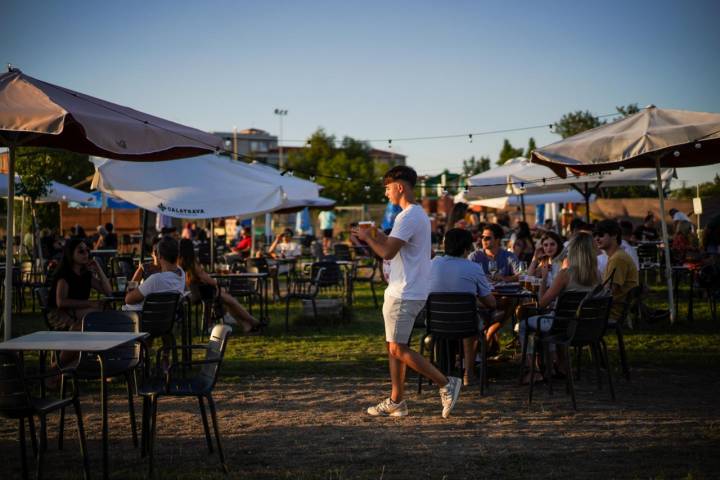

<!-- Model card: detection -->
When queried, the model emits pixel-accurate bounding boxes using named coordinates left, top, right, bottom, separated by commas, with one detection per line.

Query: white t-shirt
left=123, top=268, right=186, bottom=311
left=672, top=211, right=691, bottom=222
left=276, top=241, right=301, bottom=258
left=385, top=204, right=431, bottom=300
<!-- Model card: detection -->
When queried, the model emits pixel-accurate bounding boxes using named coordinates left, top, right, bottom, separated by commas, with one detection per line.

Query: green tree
left=497, top=139, right=524, bottom=165
left=462, top=155, right=491, bottom=176
left=670, top=174, right=720, bottom=199
left=616, top=103, right=640, bottom=118
left=553, top=110, right=605, bottom=139
left=525, top=137, right=537, bottom=158
left=286, top=128, right=336, bottom=176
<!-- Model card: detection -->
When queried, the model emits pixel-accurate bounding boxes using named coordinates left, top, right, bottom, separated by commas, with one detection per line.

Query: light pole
left=274, top=108, right=287, bottom=169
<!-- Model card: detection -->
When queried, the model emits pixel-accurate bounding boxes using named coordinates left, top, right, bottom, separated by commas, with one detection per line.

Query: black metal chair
left=534, top=294, right=615, bottom=410
left=141, top=292, right=182, bottom=353
left=59, top=311, right=143, bottom=450
left=352, top=256, right=380, bottom=308
left=333, top=243, right=352, bottom=261
left=422, top=293, right=487, bottom=395
left=284, top=265, right=330, bottom=332
left=606, top=285, right=642, bottom=381
left=0, top=351, right=90, bottom=480
left=138, top=324, right=232, bottom=477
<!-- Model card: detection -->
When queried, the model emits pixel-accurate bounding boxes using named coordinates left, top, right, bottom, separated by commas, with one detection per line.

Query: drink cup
left=358, top=221, right=376, bottom=238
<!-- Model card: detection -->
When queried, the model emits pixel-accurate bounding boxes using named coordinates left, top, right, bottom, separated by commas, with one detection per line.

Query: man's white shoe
left=367, top=398, right=408, bottom=417
left=440, top=376, right=461, bottom=418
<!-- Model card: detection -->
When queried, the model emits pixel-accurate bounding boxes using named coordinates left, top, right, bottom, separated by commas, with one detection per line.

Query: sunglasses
left=481, top=236, right=494, bottom=241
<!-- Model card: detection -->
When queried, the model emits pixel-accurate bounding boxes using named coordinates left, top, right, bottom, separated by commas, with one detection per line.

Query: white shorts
left=382, top=294, right=426, bottom=344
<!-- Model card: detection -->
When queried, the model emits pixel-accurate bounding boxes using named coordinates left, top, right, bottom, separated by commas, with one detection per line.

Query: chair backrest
left=333, top=244, right=352, bottom=261
left=141, top=292, right=181, bottom=338
left=79, top=311, right=141, bottom=374
left=0, top=352, right=30, bottom=416
left=199, top=324, right=232, bottom=390
left=312, top=261, right=343, bottom=288
left=552, top=291, right=591, bottom=328
left=567, top=294, right=613, bottom=345
left=637, top=244, right=659, bottom=265
left=425, top=293, right=478, bottom=340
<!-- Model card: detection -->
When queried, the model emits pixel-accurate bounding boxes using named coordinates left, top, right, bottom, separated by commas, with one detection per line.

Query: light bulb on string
left=388, top=139, right=392, bottom=149
left=468, top=134, right=473, bottom=143
left=363, top=185, right=371, bottom=192
left=309, top=175, right=316, bottom=181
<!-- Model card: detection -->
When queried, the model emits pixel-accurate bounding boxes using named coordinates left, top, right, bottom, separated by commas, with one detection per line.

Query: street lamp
left=274, top=108, right=288, bottom=169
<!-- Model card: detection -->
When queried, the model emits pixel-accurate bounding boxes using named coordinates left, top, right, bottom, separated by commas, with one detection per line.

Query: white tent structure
left=466, top=157, right=673, bottom=221
left=91, top=155, right=287, bottom=219
left=0, top=173, right=95, bottom=203
left=468, top=190, right=596, bottom=209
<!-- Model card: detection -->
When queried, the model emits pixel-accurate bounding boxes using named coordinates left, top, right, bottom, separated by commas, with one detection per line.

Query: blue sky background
left=3, top=0, right=720, bottom=187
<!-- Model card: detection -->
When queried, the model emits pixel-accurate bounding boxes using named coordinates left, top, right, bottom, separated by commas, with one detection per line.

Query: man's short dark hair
left=104, top=222, right=114, bottom=233
left=594, top=220, right=622, bottom=244
left=157, top=236, right=179, bottom=263
left=483, top=223, right=504, bottom=241
left=669, top=208, right=678, bottom=215
left=444, top=228, right=474, bottom=257
left=383, top=166, right=417, bottom=187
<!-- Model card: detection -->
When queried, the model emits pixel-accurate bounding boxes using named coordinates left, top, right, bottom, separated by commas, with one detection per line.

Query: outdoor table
left=211, top=272, right=270, bottom=324
left=0, top=330, right=150, bottom=480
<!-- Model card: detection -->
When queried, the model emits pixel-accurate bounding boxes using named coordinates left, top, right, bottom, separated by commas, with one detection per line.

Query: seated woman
left=178, top=239, right=263, bottom=334
left=268, top=228, right=302, bottom=259
left=527, top=231, right=564, bottom=287
left=430, top=228, right=497, bottom=386
left=131, top=237, right=162, bottom=282
left=48, top=238, right=113, bottom=372
left=518, top=232, right=600, bottom=384
left=510, top=221, right=535, bottom=264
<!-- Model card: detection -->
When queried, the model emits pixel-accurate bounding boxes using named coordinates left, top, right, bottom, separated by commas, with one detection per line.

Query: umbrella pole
left=210, top=218, right=215, bottom=272
left=655, top=158, right=675, bottom=324
left=140, top=209, right=148, bottom=263
left=520, top=194, right=526, bottom=222
left=4, top=146, right=15, bottom=340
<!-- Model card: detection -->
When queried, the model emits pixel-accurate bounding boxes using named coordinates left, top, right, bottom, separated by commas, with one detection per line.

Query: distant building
left=211, top=128, right=278, bottom=166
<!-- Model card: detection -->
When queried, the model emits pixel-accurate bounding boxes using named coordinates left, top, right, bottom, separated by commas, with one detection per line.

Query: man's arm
left=125, top=287, right=145, bottom=305
left=352, top=227, right=405, bottom=260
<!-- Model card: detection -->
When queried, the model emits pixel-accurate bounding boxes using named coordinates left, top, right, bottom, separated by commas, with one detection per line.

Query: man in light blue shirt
left=431, top=228, right=496, bottom=386
left=318, top=209, right=336, bottom=254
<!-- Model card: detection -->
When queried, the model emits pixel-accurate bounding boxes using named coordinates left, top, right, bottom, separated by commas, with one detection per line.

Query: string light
left=468, top=134, right=473, bottom=143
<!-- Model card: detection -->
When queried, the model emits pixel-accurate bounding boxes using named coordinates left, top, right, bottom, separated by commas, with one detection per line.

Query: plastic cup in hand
left=358, top=221, right=376, bottom=238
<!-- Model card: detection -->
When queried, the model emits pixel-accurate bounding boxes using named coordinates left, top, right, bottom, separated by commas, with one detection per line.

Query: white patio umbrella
left=469, top=190, right=596, bottom=209
left=0, top=173, right=95, bottom=203
left=531, top=106, right=720, bottom=323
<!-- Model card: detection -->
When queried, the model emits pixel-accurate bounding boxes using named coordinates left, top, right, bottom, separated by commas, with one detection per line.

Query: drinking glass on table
left=487, top=259, right=498, bottom=279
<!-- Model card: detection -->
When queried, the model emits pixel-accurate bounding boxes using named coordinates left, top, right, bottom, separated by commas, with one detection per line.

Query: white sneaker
left=367, top=398, right=408, bottom=417
left=440, top=376, right=461, bottom=418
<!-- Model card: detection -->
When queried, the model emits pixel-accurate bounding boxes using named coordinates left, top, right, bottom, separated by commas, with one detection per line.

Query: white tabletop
left=0, top=331, right=149, bottom=352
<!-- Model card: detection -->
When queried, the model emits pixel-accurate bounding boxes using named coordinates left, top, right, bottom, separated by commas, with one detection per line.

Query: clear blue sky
left=3, top=0, right=720, bottom=187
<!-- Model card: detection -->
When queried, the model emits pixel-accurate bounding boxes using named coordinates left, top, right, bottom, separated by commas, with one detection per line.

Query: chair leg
left=18, top=418, right=29, bottom=480
left=37, top=414, right=47, bottom=480
left=615, top=326, right=630, bottom=381
left=141, top=396, right=150, bottom=458
left=73, top=399, right=91, bottom=480
left=518, top=326, right=530, bottom=385
left=206, top=395, right=229, bottom=474
left=126, top=373, right=138, bottom=448
left=285, top=297, right=291, bottom=332
left=565, top=346, right=577, bottom=410
left=148, top=395, right=159, bottom=478
left=27, top=416, right=38, bottom=456
left=58, top=374, right=67, bottom=450
left=601, top=339, right=616, bottom=401
left=575, top=346, right=582, bottom=381
left=198, top=396, right=214, bottom=453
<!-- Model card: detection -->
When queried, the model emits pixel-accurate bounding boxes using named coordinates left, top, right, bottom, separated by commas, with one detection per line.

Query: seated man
left=124, top=236, right=186, bottom=311
left=468, top=223, right=519, bottom=281
left=268, top=228, right=301, bottom=259
left=430, top=228, right=496, bottom=386
left=230, top=227, right=252, bottom=258
left=594, top=220, right=639, bottom=323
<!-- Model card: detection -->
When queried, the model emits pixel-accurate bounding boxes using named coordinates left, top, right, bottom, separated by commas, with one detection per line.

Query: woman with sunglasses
left=48, top=237, right=113, bottom=331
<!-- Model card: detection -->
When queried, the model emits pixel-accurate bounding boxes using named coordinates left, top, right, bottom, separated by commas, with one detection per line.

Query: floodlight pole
left=655, top=157, right=675, bottom=324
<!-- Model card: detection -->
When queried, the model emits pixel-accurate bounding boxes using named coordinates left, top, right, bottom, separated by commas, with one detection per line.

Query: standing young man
left=353, top=166, right=461, bottom=418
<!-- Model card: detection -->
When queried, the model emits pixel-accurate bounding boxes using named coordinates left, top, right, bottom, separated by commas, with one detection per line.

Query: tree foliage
left=553, top=110, right=604, bottom=139
left=462, top=155, right=491, bottom=176
left=616, top=103, right=640, bottom=118
left=670, top=174, right=720, bottom=199
left=525, top=137, right=537, bottom=159
left=497, top=139, right=524, bottom=166
left=286, top=129, right=384, bottom=205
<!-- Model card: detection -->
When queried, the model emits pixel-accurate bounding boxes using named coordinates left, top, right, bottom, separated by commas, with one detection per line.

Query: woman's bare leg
left=220, top=291, right=259, bottom=332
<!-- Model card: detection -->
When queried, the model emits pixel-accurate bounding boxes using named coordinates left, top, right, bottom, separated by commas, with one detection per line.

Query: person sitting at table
left=518, top=232, right=600, bottom=384
left=268, top=228, right=302, bottom=259
left=430, top=228, right=497, bottom=386
left=177, top=239, right=262, bottom=333
left=594, top=220, right=639, bottom=325
left=124, top=236, right=186, bottom=311
left=230, top=227, right=253, bottom=258
left=510, top=221, right=535, bottom=264
left=131, top=237, right=162, bottom=282
left=633, top=213, right=659, bottom=243
left=527, top=231, right=564, bottom=287
left=468, top=223, right=519, bottom=281
left=48, top=237, right=114, bottom=331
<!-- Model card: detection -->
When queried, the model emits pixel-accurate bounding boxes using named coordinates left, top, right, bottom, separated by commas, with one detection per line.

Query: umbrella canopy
left=0, top=68, right=224, bottom=341
left=530, top=106, right=720, bottom=176
left=0, top=173, right=95, bottom=203
left=529, top=106, right=720, bottom=324
left=469, top=190, right=596, bottom=209
left=91, top=155, right=286, bottom=219
left=68, top=190, right=138, bottom=209
left=0, top=68, right=223, bottom=159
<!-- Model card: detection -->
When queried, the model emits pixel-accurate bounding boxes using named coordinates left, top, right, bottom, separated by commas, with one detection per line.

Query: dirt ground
left=2, top=365, right=720, bottom=479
